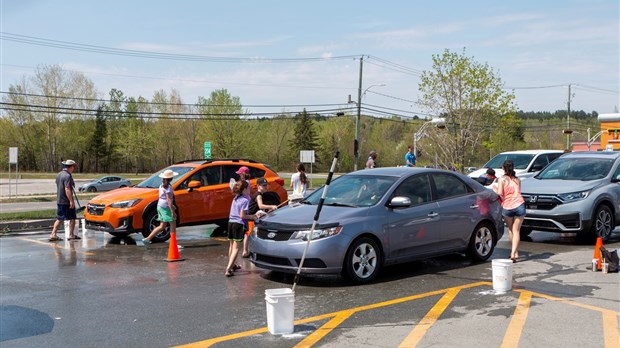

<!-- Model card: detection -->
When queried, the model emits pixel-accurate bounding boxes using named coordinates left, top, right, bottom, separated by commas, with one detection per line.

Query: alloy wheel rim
left=352, top=243, right=377, bottom=279
left=475, top=227, right=493, bottom=256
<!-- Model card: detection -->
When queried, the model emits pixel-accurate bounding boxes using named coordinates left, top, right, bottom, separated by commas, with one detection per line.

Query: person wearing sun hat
left=142, top=169, right=179, bottom=245
left=49, top=159, right=79, bottom=241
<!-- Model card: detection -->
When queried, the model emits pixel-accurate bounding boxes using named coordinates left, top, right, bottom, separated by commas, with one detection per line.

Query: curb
left=1, top=219, right=56, bottom=234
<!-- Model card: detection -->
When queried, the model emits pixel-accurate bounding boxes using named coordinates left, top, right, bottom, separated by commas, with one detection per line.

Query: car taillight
left=275, top=179, right=285, bottom=186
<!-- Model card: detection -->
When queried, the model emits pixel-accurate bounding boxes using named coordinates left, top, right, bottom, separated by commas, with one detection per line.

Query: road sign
left=9, top=147, right=18, bottom=164
left=300, top=150, right=315, bottom=163
left=204, top=141, right=211, bottom=159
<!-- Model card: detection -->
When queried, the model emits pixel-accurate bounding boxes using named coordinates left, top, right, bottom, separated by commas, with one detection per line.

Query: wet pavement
left=1, top=226, right=619, bottom=347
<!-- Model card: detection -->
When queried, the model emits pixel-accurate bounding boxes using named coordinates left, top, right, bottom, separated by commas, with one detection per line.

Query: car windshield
left=536, top=158, right=613, bottom=181
left=135, top=166, right=194, bottom=188
left=304, top=175, right=398, bottom=207
left=484, top=153, right=535, bottom=170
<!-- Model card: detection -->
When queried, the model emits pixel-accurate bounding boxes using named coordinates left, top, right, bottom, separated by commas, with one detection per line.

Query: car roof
left=559, top=151, right=620, bottom=159
left=351, top=167, right=453, bottom=176
left=173, top=158, right=261, bottom=166
left=497, top=149, right=565, bottom=155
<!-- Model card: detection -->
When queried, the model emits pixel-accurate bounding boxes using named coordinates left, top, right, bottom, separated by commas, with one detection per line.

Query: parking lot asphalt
left=1, top=226, right=619, bottom=347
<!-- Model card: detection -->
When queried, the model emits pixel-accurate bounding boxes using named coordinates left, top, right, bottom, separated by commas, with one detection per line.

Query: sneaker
left=142, top=239, right=151, bottom=246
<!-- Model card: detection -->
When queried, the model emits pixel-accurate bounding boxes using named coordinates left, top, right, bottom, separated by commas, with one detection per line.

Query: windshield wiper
left=299, top=199, right=313, bottom=204
left=324, top=202, right=356, bottom=207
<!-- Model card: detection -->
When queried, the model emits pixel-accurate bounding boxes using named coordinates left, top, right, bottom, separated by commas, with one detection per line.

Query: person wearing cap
left=142, top=169, right=178, bottom=245
left=243, top=177, right=279, bottom=257
left=366, top=151, right=377, bottom=169
left=49, top=159, right=79, bottom=241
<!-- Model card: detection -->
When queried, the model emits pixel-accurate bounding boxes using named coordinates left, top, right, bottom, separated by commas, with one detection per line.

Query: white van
left=468, top=150, right=565, bottom=180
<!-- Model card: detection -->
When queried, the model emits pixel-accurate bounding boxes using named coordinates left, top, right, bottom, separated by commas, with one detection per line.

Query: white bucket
left=265, top=288, right=295, bottom=334
left=492, top=259, right=513, bottom=292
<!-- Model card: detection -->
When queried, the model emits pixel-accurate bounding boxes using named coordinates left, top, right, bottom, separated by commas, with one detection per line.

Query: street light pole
left=354, top=56, right=363, bottom=171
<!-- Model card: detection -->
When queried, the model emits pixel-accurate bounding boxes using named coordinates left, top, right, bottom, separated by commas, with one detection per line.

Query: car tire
left=587, top=205, right=614, bottom=242
left=343, top=237, right=382, bottom=284
left=466, top=222, right=496, bottom=262
left=519, top=228, right=533, bottom=238
left=141, top=209, right=171, bottom=243
left=87, top=187, right=97, bottom=192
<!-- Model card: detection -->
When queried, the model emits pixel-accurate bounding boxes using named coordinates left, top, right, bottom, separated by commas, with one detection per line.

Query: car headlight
left=557, top=190, right=590, bottom=202
left=110, top=198, right=142, bottom=208
left=290, top=226, right=342, bottom=241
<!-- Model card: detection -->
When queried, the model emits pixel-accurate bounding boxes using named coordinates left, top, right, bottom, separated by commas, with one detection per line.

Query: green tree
left=417, top=48, right=518, bottom=171
left=89, top=106, right=108, bottom=172
left=290, top=109, right=319, bottom=164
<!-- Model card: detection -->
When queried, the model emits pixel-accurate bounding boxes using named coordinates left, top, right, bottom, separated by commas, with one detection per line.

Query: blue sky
left=1, top=0, right=618, bottom=116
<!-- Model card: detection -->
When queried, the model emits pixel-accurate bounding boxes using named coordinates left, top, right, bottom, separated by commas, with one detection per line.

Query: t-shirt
left=55, top=170, right=74, bottom=205
left=291, top=172, right=307, bottom=195
left=248, top=191, right=263, bottom=215
left=158, top=184, right=174, bottom=208
left=229, top=195, right=249, bottom=224
left=405, top=152, right=416, bottom=167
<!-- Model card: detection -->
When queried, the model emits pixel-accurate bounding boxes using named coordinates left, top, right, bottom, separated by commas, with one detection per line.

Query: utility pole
left=354, top=56, right=363, bottom=171
left=566, top=84, right=571, bottom=150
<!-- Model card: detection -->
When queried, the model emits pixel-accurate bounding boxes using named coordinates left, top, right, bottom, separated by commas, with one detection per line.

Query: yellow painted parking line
left=602, top=311, right=620, bottom=348
left=398, top=288, right=460, bottom=348
left=501, top=290, right=532, bottom=348
left=174, top=282, right=489, bottom=348
left=294, top=310, right=355, bottom=348
left=18, top=237, right=95, bottom=256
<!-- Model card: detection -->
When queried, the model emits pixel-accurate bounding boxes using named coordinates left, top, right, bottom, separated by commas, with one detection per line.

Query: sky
left=1, top=0, right=619, bottom=118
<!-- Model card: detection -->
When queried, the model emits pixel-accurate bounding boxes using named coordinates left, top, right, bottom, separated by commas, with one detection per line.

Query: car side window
left=532, top=155, right=549, bottom=170
left=432, top=174, right=469, bottom=200
left=612, top=162, right=620, bottom=180
left=393, top=174, right=431, bottom=205
left=178, top=166, right=222, bottom=189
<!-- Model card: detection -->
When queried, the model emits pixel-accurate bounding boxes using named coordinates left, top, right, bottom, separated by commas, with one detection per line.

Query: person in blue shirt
left=405, top=145, right=416, bottom=167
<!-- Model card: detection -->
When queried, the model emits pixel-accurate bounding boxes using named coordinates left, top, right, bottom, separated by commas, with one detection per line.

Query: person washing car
left=49, top=159, right=80, bottom=241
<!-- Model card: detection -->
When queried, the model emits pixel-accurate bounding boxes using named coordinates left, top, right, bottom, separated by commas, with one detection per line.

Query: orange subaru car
left=84, top=159, right=288, bottom=242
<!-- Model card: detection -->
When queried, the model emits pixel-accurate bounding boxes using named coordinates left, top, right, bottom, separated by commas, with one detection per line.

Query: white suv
left=468, top=150, right=564, bottom=180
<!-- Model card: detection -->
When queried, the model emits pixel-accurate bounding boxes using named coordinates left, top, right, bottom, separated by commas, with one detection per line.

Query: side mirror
left=187, top=180, right=201, bottom=192
left=389, top=196, right=411, bottom=208
left=530, top=164, right=543, bottom=172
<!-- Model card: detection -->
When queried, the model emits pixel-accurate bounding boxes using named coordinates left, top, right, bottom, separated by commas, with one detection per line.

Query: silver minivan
left=520, top=151, right=620, bottom=242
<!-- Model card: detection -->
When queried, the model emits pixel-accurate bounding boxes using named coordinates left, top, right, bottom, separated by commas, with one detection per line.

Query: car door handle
left=427, top=212, right=439, bottom=218
left=470, top=204, right=479, bottom=209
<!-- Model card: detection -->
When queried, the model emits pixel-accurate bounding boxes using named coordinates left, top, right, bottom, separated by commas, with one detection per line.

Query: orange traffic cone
left=593, top=237, right=603, bottom=270
left=166, top=233, right=185, bottom=262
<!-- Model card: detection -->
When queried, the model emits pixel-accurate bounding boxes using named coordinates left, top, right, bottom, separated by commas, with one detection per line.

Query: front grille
left=255, top=253, right=293, bottom=266
left=294, top=258, right=327, bottom=268
left=86, top=220, right=107, bottom=229
left=522, top=194, right=561, bottom=210
left=87, top=203, right=106, bottom=216
left=256, top=228, right=294, bottom=241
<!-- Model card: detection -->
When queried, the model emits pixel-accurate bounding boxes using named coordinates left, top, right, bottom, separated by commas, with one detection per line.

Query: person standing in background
left=243, top=177, right=279, bottom=257
left=365, top=151, right=377, bottom=169
left=493, top=160, right=525, bottom=262
left=405, top=145, right=416, bottom=167
left=49, top=159, right=79, bottom=241
left=290, top=163, right=308, bottom=196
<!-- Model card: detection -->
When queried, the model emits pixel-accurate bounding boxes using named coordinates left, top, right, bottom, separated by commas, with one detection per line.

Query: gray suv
left=520, top=151, right=620, bottom=242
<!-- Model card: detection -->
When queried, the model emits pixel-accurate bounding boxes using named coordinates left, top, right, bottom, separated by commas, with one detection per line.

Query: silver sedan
left=78, top=176, right=132, bottom=192
left=250, top=167, right=504, bottom=284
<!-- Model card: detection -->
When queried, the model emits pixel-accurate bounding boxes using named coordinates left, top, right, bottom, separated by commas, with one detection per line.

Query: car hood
left=258, top=203, right=368, bottom=229
left=521, top=178, right=601, bottom=194
left=86, top=186, right=155, bottom=205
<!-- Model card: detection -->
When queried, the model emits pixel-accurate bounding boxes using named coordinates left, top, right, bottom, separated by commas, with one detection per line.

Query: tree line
left=0, top=51, right=604, bottom=175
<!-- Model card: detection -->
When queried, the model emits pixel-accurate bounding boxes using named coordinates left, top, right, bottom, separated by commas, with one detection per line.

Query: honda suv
left=520, top=151, right=620, bottom=242
left=84, top=159, right=287, bottom=242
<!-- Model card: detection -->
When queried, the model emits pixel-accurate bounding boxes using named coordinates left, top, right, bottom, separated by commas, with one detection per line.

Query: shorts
left=228, top=222, right=245, bottom=242
left=157, top=206, right=173, bottom=222
left=56, top=204, right=77, bottom=221
left=502, top=203, right=526, bottom=218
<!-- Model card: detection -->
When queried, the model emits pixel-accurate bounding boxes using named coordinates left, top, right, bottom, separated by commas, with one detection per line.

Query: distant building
left=599, top=113, right=620, bottom=151
left=571, top=141, right=601, bottom=152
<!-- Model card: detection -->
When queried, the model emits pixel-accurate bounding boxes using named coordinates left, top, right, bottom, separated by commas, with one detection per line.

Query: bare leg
left=511, top=217, right=523, bottom=259
left=242, top=234, right=250, bottom=257
left=68, top=219, right=77, bottom=238
left=225, top=241, right=241, bottom=274
left=50, top=220, right=61, bottom=239
left=145, top=222, right=167, bottom=241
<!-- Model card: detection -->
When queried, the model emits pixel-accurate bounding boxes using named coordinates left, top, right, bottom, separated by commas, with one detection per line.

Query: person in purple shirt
left=225, top=180, right=265, bottom=276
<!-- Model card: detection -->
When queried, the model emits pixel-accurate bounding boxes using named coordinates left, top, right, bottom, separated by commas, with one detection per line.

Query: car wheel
left=588, top=205, right=614, bottom=242
left=87, top=187, right=97, bottom=192
left=343, top=237, right=382, bottom=284
left=467, top=222, right=496, bottom=262
left=141, top=209, right=171, bottom=243
left=519, top=228, right=533, bottom=238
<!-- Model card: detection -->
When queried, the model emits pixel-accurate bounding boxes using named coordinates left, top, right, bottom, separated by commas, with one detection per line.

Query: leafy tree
left=89, top=106, right=108, bottom=172
left=417, top=48, right=518, bottom=171
left=290, top=109, right=319, bottom=164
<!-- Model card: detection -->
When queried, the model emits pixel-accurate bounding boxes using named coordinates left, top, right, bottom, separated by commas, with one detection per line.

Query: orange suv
left=84, top=159, right=288, bottom=242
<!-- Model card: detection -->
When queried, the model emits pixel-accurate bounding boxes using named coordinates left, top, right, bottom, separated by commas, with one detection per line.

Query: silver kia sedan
left=250, top=167, right=504, bottom=284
